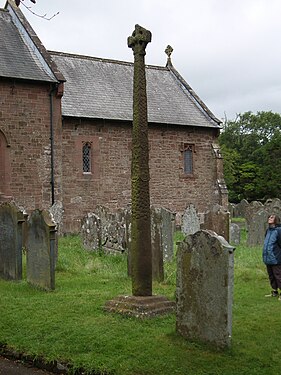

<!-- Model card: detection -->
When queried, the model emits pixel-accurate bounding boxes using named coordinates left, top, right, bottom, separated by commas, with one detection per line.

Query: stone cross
left=165, top=45, right=173, bottom=57
left=128, top=25, right=152, bottom=296
left=165, top=45, right=173, bottom=67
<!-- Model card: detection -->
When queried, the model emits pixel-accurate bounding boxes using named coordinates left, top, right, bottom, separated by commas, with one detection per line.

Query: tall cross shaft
left=128, top=25, right=152, bottom=296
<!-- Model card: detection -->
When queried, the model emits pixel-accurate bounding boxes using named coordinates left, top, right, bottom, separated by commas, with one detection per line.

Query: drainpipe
left=49, top=84, right=57, bottom=206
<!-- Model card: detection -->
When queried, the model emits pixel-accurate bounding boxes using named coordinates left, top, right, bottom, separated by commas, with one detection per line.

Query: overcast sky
left=3, top=0, right=281, bottom=121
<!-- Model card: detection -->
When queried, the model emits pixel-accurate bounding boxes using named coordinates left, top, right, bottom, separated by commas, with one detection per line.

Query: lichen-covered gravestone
left=182, top=204, right=200, bottom=236
left=0, top=202, right=25, bottom=280
left=230, top=222, right=240, bottom=246
left=176, top=230, right=235, bottom=349
left=26, top=209, right=56, bottom=290
left=81, top=212, right=102, bottom=251
left=201, top=204, right=230, bottom=241
left=81, top=206, right=129, bottom=253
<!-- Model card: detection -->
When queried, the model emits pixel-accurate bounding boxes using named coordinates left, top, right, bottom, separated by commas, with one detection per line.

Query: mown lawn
left=0, top=231, right=280, bottom=375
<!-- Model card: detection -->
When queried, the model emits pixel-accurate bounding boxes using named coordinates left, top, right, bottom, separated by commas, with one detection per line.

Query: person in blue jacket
left=262, top=214, right=281, bottom=299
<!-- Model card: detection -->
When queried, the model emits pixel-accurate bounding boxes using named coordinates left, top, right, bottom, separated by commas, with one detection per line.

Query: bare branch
left=15, top=0, right=35, bottom=5
left=16, top=0, right=59, bottom=21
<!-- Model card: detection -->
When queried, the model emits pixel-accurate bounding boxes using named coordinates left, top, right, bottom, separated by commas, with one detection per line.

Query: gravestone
left=228, top=203, right=235, bottom=219
left=182, top=204, right=200, bottom=236
left=151, top=208, right=164, bottom=282
left=264, top=198, right=281, bottom=216
left=81, top=206, right=129, bottom=253
left=82, top=205, right=168, bottom=281
left=161, top=207, right=175, bottom=262
left=246, top=208, right=269, bottom=246
left=99, top=208, right=128, bottom=254
left=26, top=209, right=56, bottom=290
left=201, top=204, right=230, bottom=241
left=176, top=230, right=235, bottom=349
left=49, top=201, right=64, bottom=235
left=244, top=200, right=263, bottom=227
left=233, top=199, right=249, bottom=218
left=0, top=202, right=25, bottom=280
left=81, top=212, right=102, bottom=251
left=230, top=223, right=240, bottom=246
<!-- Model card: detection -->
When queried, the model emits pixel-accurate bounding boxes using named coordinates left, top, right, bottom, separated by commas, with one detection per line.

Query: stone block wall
left=0, top=82, right=226, bottom=235
left=0, top=80, right=63, bottom=212
left=62, top=118, right=224, bottom=233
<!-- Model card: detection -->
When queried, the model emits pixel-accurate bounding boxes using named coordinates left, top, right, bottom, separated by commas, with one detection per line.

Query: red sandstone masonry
left=0, top=80, right=62, bottom=212
left=62, top=118, right=221, bottom=233
left=0, top=78, right=223, bottom=233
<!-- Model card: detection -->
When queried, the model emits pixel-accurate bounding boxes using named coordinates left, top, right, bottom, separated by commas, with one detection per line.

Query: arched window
left=82, top=142, right=92, bottom=173
left=180, top=143, right=195, bottom=175
left=184, top=146, right=193, bottom=175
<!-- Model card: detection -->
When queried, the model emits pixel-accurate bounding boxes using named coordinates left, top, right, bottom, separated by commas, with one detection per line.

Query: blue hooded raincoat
left=262, top=225, right=281, bottom=265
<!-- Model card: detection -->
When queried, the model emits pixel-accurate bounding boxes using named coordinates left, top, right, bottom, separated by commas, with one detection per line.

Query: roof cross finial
left=165, top=45, right=173, bottom=67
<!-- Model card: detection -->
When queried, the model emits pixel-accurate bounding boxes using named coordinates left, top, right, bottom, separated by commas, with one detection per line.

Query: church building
left=0, top=0, right=227, bottom=233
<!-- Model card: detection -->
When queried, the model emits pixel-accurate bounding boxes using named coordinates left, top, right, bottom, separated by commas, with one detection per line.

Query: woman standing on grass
left=263, top=214, right=281, bottom=300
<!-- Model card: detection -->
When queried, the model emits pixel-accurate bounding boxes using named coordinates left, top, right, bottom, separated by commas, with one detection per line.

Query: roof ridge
left=49, top=50, right=133, bottom=66
left=49, top=50, right=168, bottom=71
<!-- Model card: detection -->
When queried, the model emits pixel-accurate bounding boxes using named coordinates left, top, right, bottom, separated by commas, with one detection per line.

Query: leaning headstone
left=0, top=202, right=25, bottom=280
left=230, top=223, right=240, bottom=246
left=201, top=204, right=230, bottom=241
left=182, top=204, right=200, bottom=236
left=26, top=209, right=57, bottom=290
left=176, top=230, right=235, bottom=349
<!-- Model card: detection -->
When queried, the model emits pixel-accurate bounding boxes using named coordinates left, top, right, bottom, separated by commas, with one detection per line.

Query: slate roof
left=0, top=3, right=62, bottom=83
left=51, top=51, right=221, bottom=128
left=1, top=0, right=220, bottom=128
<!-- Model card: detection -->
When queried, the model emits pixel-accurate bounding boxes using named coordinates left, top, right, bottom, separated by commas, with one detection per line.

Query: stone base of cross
left=104, top=295, right=175, bottom=318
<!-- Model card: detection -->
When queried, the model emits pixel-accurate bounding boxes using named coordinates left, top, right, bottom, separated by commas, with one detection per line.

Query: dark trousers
left=266, top=264, right=281, bottom=290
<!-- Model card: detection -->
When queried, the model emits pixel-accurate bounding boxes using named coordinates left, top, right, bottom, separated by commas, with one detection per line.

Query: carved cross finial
left=165, top=45, right=173, bottom=67
left=128, top=24, right=152, bottom=55
left=165, top=45, right=173, bottom=58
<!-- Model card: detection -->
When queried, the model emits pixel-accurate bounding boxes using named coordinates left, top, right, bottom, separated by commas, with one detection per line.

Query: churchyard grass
left=0, top=231, right=280, bottom=375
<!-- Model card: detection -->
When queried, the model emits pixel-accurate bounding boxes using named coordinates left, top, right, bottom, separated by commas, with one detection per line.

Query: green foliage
left=0, top=234, right=280, bottom=375
left=219, top=111, right=281, bottom=202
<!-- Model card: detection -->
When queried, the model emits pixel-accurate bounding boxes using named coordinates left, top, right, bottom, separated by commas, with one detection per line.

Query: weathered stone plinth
left=104, top=295, right=175, bottom=318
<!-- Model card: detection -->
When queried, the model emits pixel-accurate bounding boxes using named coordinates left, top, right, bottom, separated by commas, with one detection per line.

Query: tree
left=219, top=111, right=281, bottom=202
